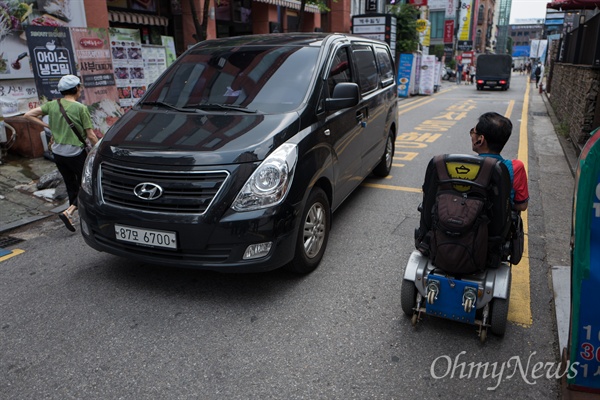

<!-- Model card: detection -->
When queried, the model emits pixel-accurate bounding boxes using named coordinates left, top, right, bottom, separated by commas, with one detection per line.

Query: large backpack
left=415, top=154, right=512, bottom=275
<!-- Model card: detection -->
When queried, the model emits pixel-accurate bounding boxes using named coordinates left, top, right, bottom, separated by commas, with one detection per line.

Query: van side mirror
left=325, top=82, right=359, bottom=110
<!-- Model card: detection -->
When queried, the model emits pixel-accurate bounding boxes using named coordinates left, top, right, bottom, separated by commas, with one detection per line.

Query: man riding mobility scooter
left=401, top=154, right=524, bottom=342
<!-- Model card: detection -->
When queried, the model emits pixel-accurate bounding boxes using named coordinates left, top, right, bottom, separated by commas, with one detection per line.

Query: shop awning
left=547, top=0, right=600, bottom=10
left=109, top=11, right=169, bottom=26
left=253, top=0, right=321, bottom=13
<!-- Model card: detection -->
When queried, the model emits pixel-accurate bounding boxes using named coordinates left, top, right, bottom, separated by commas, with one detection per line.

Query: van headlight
left=232, top=143, right=298, bottom=211
left=81, top=145, right=99, bottom=195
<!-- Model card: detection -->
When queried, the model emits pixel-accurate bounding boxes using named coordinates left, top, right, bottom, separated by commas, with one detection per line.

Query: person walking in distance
left=456, top=63, right=463, bottom=85
left=24, top=75, right=99, bottom=231
left=534, top=63, right=542, bottom=88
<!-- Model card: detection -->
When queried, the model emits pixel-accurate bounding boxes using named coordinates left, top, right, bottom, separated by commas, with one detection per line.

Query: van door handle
left=324, top=129, right=330, bottom=136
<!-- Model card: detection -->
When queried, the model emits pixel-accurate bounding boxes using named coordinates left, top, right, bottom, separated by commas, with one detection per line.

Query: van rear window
left=144, top=46, right=320, bottom=114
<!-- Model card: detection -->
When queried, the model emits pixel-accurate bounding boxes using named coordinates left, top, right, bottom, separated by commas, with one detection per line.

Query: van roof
left=189, top=33, right=387, bottom=49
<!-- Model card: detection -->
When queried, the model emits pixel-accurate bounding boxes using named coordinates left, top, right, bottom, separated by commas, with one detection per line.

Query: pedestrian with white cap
left=24, top=74, right=99, bottom=232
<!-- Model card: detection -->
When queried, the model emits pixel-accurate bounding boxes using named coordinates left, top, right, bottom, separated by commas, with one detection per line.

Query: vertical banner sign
left=25, top=26, right=77, bottom=103
left=458, top=0, right=473, bottom=41
left=446, top=0, right=456, bottom=19
left=109, top=28, right=145, bottom=112
left=569, top=127, right=600, bottom=393
left=444, top=20, right=455, bottom=43
left=418, top=55, right=436, bottom=96
left=397, top=53, right=414, bottom=98
left=71, top=27, right=122, bottom=137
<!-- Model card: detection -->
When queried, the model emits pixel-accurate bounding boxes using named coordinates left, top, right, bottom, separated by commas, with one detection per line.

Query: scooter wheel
left=490, top=297, right=509, bottom=336
left=401, top=279, right=417, bottom=317
left=411, top=313, right=418, bottom=326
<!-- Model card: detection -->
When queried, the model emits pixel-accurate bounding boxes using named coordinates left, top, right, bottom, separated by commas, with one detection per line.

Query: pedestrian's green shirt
left=41, top=100, right=93, bottom=147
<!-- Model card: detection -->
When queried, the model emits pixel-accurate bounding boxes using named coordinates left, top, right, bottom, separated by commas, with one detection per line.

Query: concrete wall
left=548, top=63, right=600, bottom=149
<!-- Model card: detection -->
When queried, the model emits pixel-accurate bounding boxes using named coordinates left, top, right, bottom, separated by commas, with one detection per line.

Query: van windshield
left=144, top=45, right=320, bottom=114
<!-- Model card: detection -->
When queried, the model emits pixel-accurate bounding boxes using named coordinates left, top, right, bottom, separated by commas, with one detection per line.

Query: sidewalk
left=0, top=154, right=67, bottom=234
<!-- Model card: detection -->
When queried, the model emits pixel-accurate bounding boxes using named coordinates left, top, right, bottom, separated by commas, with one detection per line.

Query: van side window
left=375, top=47, right=394, bottom=87
left=327, top=47, right=352, bottom=97
left=352, top=44, right=378, bottom=93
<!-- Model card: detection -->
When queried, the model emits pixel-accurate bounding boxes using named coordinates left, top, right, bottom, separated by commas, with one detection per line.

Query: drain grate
left=0, top=236, right=25, bottom=247
left=532, top=111, right=547, bottom=116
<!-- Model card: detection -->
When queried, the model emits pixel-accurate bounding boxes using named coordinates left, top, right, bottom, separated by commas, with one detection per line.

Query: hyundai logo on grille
left=134, top=183, right=163, bottom=200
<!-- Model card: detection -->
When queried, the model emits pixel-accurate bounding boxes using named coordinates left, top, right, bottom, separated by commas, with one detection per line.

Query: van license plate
left=488, top=81, right=497, bottom=85
left=114, top=224, right=177, bottom=249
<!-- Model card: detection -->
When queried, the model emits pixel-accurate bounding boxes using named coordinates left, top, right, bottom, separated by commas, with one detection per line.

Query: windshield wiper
left=191, top=103, right=257, bottom=113
left=139, top=101, right=200, bottom=113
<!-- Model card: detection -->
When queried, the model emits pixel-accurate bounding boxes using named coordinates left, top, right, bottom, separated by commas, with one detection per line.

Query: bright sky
left=509, top=0, right=550, bottom=23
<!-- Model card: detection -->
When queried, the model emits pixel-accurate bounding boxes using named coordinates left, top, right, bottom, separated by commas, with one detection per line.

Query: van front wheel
left=285, top=187, right=331, bottom=274
left=373, top=130, right=395, bottom=177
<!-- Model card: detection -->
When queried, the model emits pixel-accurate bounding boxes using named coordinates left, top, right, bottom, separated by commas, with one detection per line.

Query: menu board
left=141, top=45, right=167, bottom=87
left=109, top=28, right=145, bottom=112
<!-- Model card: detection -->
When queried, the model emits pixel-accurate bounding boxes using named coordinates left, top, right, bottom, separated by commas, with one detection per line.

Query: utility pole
left=454, top=0, right=462, bottom=61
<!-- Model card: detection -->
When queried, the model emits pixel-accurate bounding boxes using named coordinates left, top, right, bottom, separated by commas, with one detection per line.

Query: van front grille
left=100, top=162, right=229, bottom=214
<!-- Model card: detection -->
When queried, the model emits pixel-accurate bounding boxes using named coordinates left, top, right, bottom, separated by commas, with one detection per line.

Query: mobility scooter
left=401, top=154, right=524, bottom=342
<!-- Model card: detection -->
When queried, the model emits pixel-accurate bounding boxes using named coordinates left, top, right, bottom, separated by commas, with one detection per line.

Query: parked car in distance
left=78, top=33, right=398, bottom=274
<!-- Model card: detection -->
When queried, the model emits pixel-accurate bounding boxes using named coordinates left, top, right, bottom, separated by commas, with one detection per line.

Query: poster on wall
left=109, top=28, right=145, bottom=112
left=161, top=36, right=177, bottom=66
left=71, top=27, right=122, bottom=137
left=141, top=45, right=167, bottom=87
left=0, top=0, right=86, bottom=80
left=0, top=79, right=39, bottom=117
left=25, top=26, right=77, bottom=103
left=458, top=0, right=473, bottom=41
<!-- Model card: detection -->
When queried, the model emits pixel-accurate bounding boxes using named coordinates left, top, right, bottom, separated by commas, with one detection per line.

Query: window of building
left=430, top=11, right=445, bottom=39
left=478, top=5, right=485, bottom=25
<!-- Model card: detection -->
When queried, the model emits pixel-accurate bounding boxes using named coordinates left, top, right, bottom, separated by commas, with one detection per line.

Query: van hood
left=99, top=109, right=300, bottom=166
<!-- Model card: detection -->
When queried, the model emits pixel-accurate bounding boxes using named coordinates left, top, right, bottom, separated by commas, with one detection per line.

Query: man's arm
left=24, top=107, right=49, bottom=129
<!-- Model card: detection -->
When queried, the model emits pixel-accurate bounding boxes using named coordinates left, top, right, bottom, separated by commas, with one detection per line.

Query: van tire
left=373, top=130, right=395, bottom=177
left=285, top=187, right=330, bottom=274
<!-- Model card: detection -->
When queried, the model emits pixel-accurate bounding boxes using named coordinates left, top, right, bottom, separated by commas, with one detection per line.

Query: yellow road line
left=0, top=249, right=25, bottom=262
left=362, top=182, right=421, bottom=193
left=508, top=84, right=533, bottom=327
left=398, top=98, right=437, bottom=115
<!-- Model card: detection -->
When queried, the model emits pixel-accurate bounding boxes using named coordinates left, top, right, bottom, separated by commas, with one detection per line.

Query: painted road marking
left=369, top=89, right=533, bottom=327
left=0, top=249, right=25, bottom=262
left=508, top=86, right=533, bottom=327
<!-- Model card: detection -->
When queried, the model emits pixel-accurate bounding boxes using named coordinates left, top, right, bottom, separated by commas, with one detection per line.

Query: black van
left=78, top=33, right=398, bottom=273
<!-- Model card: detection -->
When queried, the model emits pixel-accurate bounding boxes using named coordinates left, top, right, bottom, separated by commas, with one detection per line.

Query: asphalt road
left=0, top=75, right=569, bottom=399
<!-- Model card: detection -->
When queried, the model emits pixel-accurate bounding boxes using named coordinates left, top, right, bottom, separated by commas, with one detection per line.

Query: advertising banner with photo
left=71, top=27, right=122, bottom=137
left=109, top=28, right=145, bottom=112
left=0, top=0, right=86, bottom=115
left=0, top=79, right=39, bottom=116
left=418, top=55, right=436, bottom=96
left=458, top=0, right=473, bottom=41
left=25, top=26, right=77, bottom=103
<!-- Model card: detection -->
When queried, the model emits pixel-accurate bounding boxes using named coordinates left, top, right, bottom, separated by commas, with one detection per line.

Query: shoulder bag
left=57, top=99, right=90, bottom=151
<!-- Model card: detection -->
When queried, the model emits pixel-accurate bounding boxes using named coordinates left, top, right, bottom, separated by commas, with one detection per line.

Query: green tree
left=389, top=4, right=420, bottom=55
left=430, top=44, right=445, bottom=60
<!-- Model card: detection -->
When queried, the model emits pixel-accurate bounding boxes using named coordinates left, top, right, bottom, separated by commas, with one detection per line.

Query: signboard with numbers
left=569, top=126, right=600, bottom=392
left=352, top=14, right=397, bottom=60
left=25, top=26, right=77, bottom=103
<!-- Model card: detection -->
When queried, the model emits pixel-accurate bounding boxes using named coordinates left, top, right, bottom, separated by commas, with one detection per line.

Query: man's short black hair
left=476, top=112, right=512, bottom=153
left=60, top=85, right=79, bottom=96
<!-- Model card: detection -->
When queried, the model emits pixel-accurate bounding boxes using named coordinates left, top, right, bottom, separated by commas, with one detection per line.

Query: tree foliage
left=389, top=4, right=420, bottom=55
